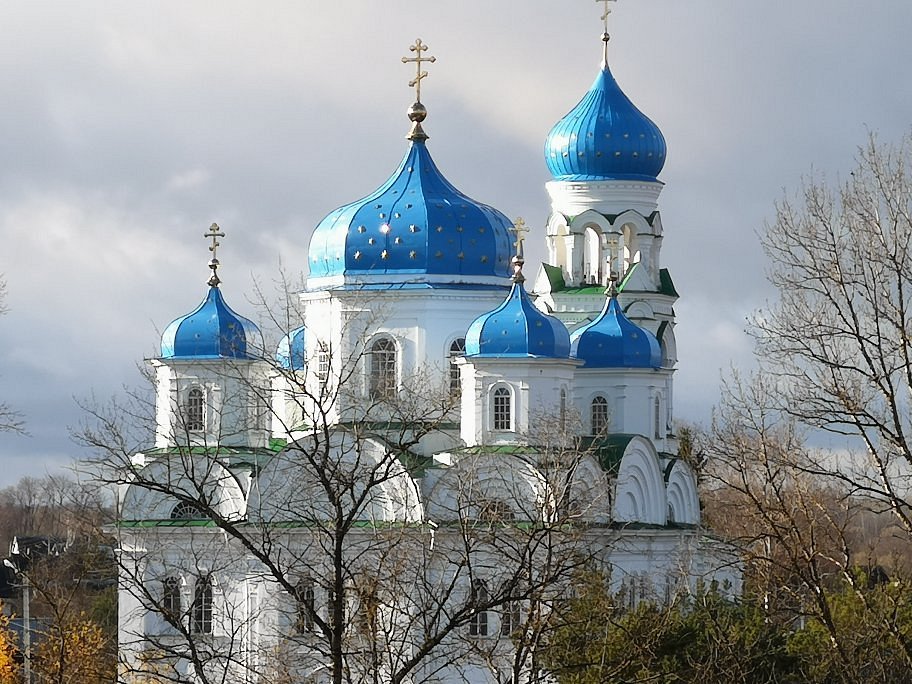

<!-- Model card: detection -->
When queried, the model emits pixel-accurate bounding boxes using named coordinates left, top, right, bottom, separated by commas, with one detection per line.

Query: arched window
left=186, top=387, right=205, bottom=432
left=191, top=575, right=213, bottom=634
left=162, top=576, right=181, bottom=619
left=295, top=577, right=316, bottom=632
left=369, top=338, right=397, bottom=399
left=469, top=579, right=489, bottom=637
left=654, top=396, right=662, bottom=439
left=448, top=338, right=466, bottom=395
left=501, top=598, right=521, bottom=637
left=170, top=501, right=205, bottom=520
left=583, top=226, right=602, bottom=285
left=591, top=396, right=609, bottom=435
left=492, top=386, right=512, bottom=431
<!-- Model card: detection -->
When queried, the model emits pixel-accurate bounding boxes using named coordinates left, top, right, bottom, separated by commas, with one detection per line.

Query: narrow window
left=317, top=342, right=330, bottom=389
left=591, top=396, right=609, bottom=435
left=654, top=396, right=662, bottom=438
left=501, top=600, right=521, bottom=637
left=493, top=387, right=512, bottom=431
left=469, top=579, right=489, bottom=637
left=186, top=387, right=204, bottom=432
left=448, top=338, right=466, bottom=395
left=191, top=575, right=213, bottom=634
left=559, top=389, right=567, bottom=432
left=162, top=577, right=181, bottom=619
left=295, top=578, right=316, bottom=632
left=369, top=338, right=397, bottom=399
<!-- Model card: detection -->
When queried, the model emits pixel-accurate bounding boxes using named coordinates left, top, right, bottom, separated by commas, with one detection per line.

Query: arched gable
left=664, top=459, right=700, bottom=525
left=120, top=455, right=246, bottom=522
left=560, top=454, right=611, bottom=524
left=423, top=452, right=548, bottom=523
left=613, top=436, right=666, bottom=525
left=248, top=430, right=423, bottom=524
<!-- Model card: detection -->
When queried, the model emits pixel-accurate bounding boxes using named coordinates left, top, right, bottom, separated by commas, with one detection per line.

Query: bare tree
left=700, top=133, right=912, bottom=683
left=79, top=310, right=595, bottom=684
left=751, top=133, right=912, bottom=527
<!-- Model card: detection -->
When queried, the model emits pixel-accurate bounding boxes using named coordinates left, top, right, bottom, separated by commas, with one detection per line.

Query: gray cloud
left=0, top=1, right=910, bottom=484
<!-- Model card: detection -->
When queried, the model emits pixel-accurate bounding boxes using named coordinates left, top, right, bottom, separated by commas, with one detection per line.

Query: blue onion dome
left=466, top=254, right=571, bottom=358
left=307, top=104, right=513, bottom=286
left=570, top=290, right=661, bottom=368
left=544, top=64, right=666, bottom=182
left=275, top=325, right=306, bottom=370
left=161, top=287, right=263, bottom=360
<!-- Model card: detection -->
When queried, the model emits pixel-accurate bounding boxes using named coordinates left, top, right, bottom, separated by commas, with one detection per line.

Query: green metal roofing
left=542, top=263, right=566, bottom=292
left=659, top=268, right=678, bottom=297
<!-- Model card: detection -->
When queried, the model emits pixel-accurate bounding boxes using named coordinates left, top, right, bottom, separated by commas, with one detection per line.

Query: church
left=114, top=10, right=740, bottom=684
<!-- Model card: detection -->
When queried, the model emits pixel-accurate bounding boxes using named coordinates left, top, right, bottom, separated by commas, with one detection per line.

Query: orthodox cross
left=402, top=39, right=436, bottom=103
left=510, top=217, right=530, bottom=257
left=597, top=0, right=617, bottom=63
left=204, top=222, right=225, bottom=286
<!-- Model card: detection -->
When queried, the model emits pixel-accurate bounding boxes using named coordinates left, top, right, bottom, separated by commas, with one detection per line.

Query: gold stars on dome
left=204, top=222, right=225, bottom=287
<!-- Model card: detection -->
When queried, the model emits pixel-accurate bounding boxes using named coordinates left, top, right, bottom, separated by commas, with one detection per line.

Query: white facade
left=113, top=27, right=741, bottom=684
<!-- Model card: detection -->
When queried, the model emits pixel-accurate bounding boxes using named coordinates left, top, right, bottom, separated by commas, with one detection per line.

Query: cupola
left=160, top=224, right=263, bottom=360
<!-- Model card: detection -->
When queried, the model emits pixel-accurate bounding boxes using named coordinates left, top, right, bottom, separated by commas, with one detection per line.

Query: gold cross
left=204, top=222, right=225, bottom=286
left=597, top=0, right=617, bottom=63
left=510, top=217, right=530, bottom=256
left=402, top=39, right=436, bottom=103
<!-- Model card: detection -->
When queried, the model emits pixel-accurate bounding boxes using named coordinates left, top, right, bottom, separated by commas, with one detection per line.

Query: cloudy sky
left=0, top=1, right=910, bottom=486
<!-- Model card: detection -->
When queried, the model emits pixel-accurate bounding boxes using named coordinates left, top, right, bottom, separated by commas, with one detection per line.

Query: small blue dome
left=466, top=280, right=570, bottom=358
left=308, top=138, right=513, bottom=284
left=545, top=66, right=666, bottom=182
left=275, top=325, right=306, bottom=370
left=570, top=295, right=661, bottom=368
left=161, top=287, right=263, bottom=360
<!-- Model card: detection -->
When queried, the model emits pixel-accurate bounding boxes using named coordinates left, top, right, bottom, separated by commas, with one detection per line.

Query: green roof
left=542, top=263, right=566, bottom=292
left=659, top=268, right=679, bottom=297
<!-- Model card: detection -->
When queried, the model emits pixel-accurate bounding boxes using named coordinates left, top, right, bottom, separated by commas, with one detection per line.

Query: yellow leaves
left=33, top=612, right=114, bottom=684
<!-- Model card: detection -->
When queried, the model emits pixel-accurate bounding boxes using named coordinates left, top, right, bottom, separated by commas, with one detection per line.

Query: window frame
left=162, top=576, right=182, bottom=620
left=295, top=577, right=316, bottom=633
left=191, top=575, right=213, bottom=635
left=368, top=337, right=398, bottom=400
left=448, top=337, right=466, bottom=396
left=492, top=385, right=512, bottom=432
left=185, top=386, right=205, bottom=432
left=591, top=395, right=609, bottom=435
left=469, top=579, right=490, bottom=638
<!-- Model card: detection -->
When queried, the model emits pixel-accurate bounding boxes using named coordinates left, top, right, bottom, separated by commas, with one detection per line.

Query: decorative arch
left=120, top=456, right=246, bottom=522
left=248, top=430, right=423, bottom=525
left=423, top=452, right=548, bottom=524
left=624, top=300, right=655, bottom=320
left=613, top=436, right=666, bottom=524
left=557, top=455, right=610, bottom=524
left=665, top=459, right=700, bottom=525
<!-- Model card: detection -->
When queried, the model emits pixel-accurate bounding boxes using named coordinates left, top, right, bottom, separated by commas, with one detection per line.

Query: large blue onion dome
left=466, top=256, right=571, bottom=358
left=307, top=104, right=513, bottom=286
left=545, top=65, right=666, bottom=182
left=161, top=286, right=263, bottom=360
left=570, top=291, right=661, bottom=368
left=275, top=325, right=306, bottom=370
